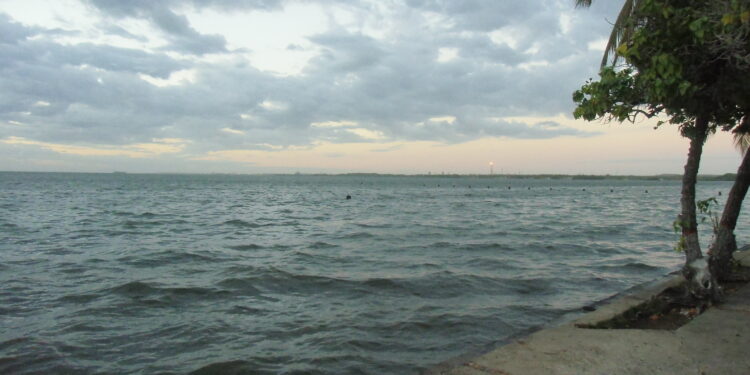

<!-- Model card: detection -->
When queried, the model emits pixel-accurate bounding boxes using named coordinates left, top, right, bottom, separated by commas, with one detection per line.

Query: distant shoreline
left=0, top=170, right=737, bottom=181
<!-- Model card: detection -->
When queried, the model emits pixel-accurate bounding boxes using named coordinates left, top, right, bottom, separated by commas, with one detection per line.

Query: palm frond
left=733, top=115, right=750, bottom=155
left=601, top=0, right=640, bottom=67
left=575, top=0, right=593, bottom=8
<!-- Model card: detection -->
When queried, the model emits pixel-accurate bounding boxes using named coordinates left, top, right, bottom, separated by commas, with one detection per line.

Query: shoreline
left=425, top=251, right=750, bottom=374
left=0, top=170, right=738, bottom=181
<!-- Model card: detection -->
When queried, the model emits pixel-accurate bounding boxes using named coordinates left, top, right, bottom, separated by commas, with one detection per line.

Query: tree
left=705, top=2, right=750, bottom=280
left=573, top=0, right=750, bottom=297
left=575, top=0, right=643, bottom=67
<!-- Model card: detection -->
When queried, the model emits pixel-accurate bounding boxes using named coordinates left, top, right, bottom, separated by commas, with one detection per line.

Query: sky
left=0, top=0, right=743, bottom=175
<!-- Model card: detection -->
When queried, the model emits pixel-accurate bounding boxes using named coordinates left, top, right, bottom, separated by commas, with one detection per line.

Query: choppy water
left=1, top=172, right=745, bottom=374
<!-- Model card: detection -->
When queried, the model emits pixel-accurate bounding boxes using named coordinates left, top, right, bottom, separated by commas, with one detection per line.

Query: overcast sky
left=0, top=0, right=742, bottom=174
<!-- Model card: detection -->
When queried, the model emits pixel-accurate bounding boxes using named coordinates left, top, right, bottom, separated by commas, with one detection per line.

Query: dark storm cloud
left=0, top=0, right=621, bottom=161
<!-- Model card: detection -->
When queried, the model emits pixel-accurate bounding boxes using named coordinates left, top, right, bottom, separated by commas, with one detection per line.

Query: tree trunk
left=681, top=116, right=709, bottom=265
left=710, top=146, right=750, bottom=280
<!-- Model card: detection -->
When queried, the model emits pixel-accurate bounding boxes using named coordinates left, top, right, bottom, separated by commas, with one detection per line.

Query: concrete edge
left=422, top=272, right=685, bottom=374
left=422, top=250, right=750, bottom=374
left=735, top=249, right=750, bottom=267
left=571, top=273, right=685, bottom=327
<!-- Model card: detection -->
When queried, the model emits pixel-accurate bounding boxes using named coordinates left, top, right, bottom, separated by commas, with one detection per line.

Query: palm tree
left=575, top=0, right=642, bottom=67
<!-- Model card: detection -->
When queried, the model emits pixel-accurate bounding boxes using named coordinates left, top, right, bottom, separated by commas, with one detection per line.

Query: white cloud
left=489, top=28, right=519, bottom=49
left=429, top=116, right=456, bottom=124
left=221, top=127, right=245, bottom=135
left=437, top=47, right=458, bottom=63
left=259, top=100, right=288, bottom=111
left=2, top=136, right=187, bottom=158
left=346, top=128, right=384, bottom=140
left=139, top=69, right=196, bottom=87
left=310, top=121, right=358, bottom=128
left=185, top=4, right=326, bottom=75
left=587, top=38, right=608, bottom=51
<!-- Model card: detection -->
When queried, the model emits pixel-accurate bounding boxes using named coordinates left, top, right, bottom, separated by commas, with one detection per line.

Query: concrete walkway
left=427, top=252, right=750, bottom=375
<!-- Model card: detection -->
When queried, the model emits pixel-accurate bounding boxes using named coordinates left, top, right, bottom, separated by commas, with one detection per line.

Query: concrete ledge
left=734, top=249, right=750, bottom=267
left=571, top=274, right=685, bottom=327
left=427, top=251, right=750, bottom=375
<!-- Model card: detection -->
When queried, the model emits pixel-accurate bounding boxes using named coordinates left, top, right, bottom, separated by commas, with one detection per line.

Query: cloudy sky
left=0, top=0, right=742, bottom=174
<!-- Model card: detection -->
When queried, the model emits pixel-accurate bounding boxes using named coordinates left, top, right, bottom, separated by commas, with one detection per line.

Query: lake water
left=0, top=172, right=745, bottom=374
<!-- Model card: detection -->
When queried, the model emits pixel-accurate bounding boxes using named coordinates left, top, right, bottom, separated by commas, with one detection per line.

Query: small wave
left=228, top=243, right=265, bottom=251
left=122, top=220, right=166, bottom=228
left=405, top=262, right=441, bottom=271
left=337, top=232, right=375, bottom=239
left=463, top=257, right=522, bottom=271
left=221, top=219, right=267, bottom=228
left=216, top=278, right=263, bottom=296
left=110, top=281, right=159, bottom=296
left=0, top=337, right=82, bottom=375
left=506, top=278, right=557, bottom=295
left=118, top=250, right=218, bottom=268
left=354, top=222, right=392, bottom=229
left=363, top=277, right=404, bottom=290
left=460, top=242, right=518, bottom=252
left=58, top=293, right=101, bottom=304
left=226, top=305, right=268, bottom=315
left=428, top=241, right=455, bottom=249
left=107, top=281, right=229, bottom=304
left=189, top=359, right=281, bottom=375
left=597, top=262, right=661, bottom=272
left=308, top=241, right=338, bottom=249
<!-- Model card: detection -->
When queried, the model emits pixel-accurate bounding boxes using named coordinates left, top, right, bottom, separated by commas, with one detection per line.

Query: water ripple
left=1, top=173, right=737, bottom=375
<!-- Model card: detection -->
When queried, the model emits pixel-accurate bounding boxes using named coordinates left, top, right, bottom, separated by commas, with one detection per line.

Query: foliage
left=696, top=197, right=720, bottom=233
left=673, top=196, right=720, bottom=252
left=573, top=0, right=750, bottom=134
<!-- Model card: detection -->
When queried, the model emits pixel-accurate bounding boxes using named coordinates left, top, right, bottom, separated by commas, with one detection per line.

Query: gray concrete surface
left=427, top=252, right=750, bottom=375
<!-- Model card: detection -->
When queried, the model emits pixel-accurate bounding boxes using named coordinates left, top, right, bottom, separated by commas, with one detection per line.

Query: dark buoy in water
left=582, top=188, right=586, bottom=191
left=528, top=187, right=531, bottom=190
left=719, top=191, right=722, bottom=196
left=645, top=190, right=648, bottom=193
left=346, top=194, right=351, bottom=200
left=610, top=189, right=614, bottom=193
